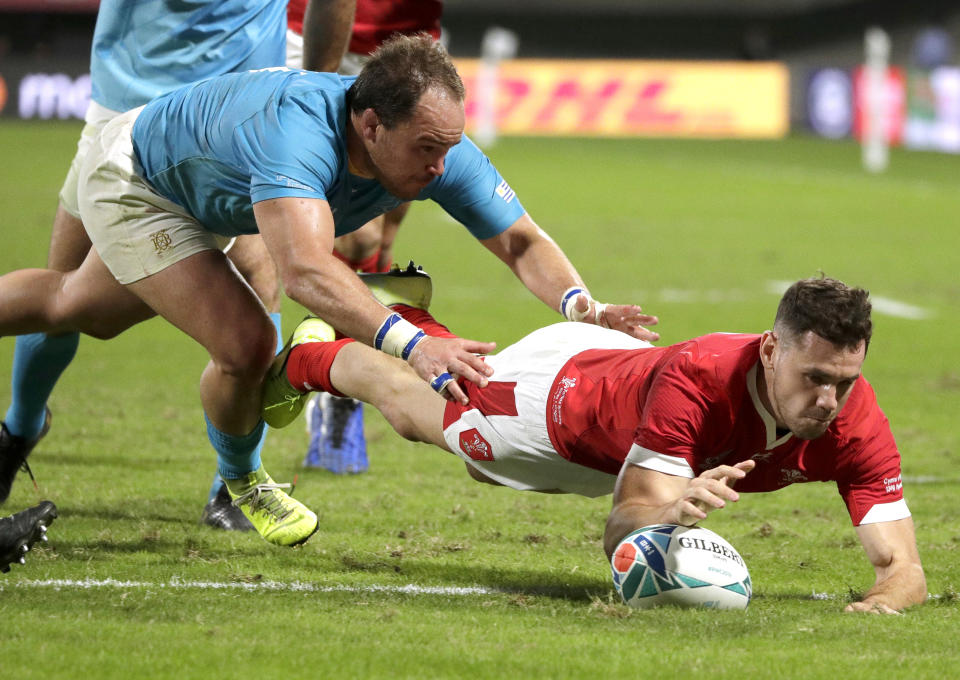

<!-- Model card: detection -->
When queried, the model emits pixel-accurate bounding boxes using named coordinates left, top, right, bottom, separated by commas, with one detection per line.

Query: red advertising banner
left=852, top=66, right=906, bottom=145
left=455, top=59, right=790, bottom=138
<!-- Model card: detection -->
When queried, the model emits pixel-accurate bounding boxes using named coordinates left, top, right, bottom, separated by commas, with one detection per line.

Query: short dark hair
left=347, top=34, right=465, bottom=128
left=773, top=276, right=872, bottom=352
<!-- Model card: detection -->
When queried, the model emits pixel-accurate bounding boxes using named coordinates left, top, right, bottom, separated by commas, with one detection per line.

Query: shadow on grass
left=61, top=505, right=187, bottom=524
left=345, top=557, right=610, bottom=602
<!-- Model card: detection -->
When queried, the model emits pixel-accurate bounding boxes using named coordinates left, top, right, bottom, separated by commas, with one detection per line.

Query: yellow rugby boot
left=261, top=316, right=335, bottom=429
left=225, top=466, right=318, bottom=546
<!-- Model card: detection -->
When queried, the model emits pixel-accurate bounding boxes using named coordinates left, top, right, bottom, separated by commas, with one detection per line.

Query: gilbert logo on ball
left=611, top=524, right=751, bottom=610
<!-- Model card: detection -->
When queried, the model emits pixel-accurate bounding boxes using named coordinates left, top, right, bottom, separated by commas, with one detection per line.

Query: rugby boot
left=0, top=500, right=57, bottom=573
left=199, top=484, right=254, bottom=531
left=302, top=393, right=368, bottom=474
left=261, top=317, right=336, bottom=429
left=358, top=260, right=432, bottom=310
left=0, top=408, right=51, bottom=505
left=224, top=466, right=318, bottom=547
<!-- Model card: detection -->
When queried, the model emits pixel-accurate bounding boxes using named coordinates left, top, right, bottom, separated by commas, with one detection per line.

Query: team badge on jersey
left=459, top=428, right=494, bottom=461
left=149, top=229, right=173, bottom=255
left=495, top=180, right=515, bottom=203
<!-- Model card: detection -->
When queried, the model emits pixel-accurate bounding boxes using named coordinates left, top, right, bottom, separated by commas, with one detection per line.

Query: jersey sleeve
left=625, top=359, right=711, bottom=478
left=835, top=382, right=910, bottom=526
left=240, top=92, right=340, bottom=204
left=423, top=135, right=527, bottom=240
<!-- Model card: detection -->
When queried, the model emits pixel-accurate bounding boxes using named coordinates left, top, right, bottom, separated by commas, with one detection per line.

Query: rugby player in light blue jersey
left=0, top=36, right=658, bottom=546
left=0, top=0, right=356, bottom=531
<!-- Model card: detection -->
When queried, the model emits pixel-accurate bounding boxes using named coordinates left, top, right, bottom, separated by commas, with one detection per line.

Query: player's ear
left=759, top=330, right=777, bottom=370
left=358, top=108, right=381, bottom=142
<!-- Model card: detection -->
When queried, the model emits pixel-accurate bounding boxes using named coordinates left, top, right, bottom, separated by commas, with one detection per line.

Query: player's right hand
left=571, top=294, right=660, bottom=342
left=673, top=460, right=756, bottom=526
left=407, top=335, right=496, bottom=404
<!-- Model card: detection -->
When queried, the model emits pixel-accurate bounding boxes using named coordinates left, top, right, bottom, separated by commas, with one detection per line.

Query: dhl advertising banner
left=1, top=56, right=789, bottom=139
left=454, top=59, right=790, bottom=138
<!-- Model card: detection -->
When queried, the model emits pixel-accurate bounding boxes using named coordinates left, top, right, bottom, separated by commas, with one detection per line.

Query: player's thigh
left=47, top=207, right=91, bottom=272
left=330, top=342, right=449, bottom=447
left=225, top=234, right=280, bottom=312
left=127, top=249, right=276, bottom=377
left=56, top=247, right=155, bottom=338
left=51, top=107, right=111, bottom=272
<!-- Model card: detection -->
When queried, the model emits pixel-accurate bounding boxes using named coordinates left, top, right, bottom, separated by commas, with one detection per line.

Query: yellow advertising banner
left=454, top=59, right=790, bottom=138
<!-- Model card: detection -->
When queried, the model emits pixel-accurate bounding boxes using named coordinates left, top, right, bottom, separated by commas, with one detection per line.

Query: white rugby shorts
left=285, top=28, right=303, bottom=69
left=59, top=100, right=121, bottom=218
left=286, top=27, right=367, bottom=75
left=77, top=106, right=231, bottom=284
left=442, top=323, right=650, bottom=497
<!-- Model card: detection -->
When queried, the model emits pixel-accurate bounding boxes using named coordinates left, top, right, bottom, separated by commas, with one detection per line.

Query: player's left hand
left=844, top=601, right=902, bottom=615
left=572, top=295, right=660, bottom=342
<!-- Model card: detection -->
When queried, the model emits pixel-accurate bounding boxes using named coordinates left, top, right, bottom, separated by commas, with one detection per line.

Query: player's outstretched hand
left=672, top=460, right=756, bottom=526
left=407, top=335, right=496, bottom=404
left=571, top=295, right=660, bottom=342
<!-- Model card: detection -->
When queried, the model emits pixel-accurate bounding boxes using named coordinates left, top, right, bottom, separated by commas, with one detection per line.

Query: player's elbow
left=603, top=506, right=634, bottom=560
left=903, top=562, right=928, bottom=607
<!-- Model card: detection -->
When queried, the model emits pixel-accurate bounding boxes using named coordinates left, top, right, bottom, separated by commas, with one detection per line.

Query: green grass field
left=1, top=121, right=958, bottom=678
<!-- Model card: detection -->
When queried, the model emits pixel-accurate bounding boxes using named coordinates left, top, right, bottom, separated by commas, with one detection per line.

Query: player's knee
left=378, top=405, right=421, bottom=442
left=211, top=319, right=276, bottom=380
left=334, top=221, right=382, bottom=262
left=82, top=321, right=126, bottom=340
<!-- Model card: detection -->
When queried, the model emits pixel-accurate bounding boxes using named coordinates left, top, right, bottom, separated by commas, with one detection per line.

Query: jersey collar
left=746, top=362, right=793, bottom=450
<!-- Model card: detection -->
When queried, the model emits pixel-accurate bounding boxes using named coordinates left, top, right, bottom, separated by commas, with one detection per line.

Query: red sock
left=285, top=338, right=354, bottom=397
left=332, top=248, right=385, bottom=274
left=391, top=305, right=457, bottom=339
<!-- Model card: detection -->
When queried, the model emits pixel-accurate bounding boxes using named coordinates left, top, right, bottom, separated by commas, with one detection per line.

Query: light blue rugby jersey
left=131, top=69, right=525, bottom=239
left=90, top=0, right=286, bottom=113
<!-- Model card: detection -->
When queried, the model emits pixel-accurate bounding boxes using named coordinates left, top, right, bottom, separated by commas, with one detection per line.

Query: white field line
left=444, top=282, right=936, bottom=321
left=1, top=578, right=498, bottom=596
left=5, top=579, right=945, bottom=604
left=767, top=281, right=933, bottom=320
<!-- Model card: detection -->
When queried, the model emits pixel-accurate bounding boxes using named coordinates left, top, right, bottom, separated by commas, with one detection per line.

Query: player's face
left=366, top=88, right=464, bottom=200
left=760, top=330, right=865, bottom=440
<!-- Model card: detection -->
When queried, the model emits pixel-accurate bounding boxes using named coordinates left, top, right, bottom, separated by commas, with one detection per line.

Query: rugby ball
left=611, top=524, right=751, bottom=610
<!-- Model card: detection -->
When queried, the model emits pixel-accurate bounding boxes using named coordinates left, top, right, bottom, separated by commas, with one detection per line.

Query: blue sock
left=206, top=312, right=282, bottom=498
left=207, top=472, right=225, bottom=503
left=5, top=332, right=79, bottom=439
left=206, top=415, right=266, bottom=480
left=270, top=312, right=283, bottom=354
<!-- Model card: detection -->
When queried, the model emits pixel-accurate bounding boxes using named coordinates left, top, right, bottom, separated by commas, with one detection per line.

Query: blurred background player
left=0, top=500, right=57, bottom=574
left=286, top=0, right=443, bottom=474
left=0, top=0, right=357, bottom=531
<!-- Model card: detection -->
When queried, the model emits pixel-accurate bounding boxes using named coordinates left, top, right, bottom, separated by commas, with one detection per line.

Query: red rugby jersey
left=545, top=333, right=905, bottom=525
left=288, top=0, right=442, bottom=54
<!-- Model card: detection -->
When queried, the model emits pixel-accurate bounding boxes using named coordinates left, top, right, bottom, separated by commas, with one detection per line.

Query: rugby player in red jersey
left=264, top=273, right=926, bottom=613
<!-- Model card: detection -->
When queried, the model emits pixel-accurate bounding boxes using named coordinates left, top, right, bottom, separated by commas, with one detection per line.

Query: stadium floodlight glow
left=474, top=26, right=519, bottom=149
left=862, top=26, right=891, bottom=173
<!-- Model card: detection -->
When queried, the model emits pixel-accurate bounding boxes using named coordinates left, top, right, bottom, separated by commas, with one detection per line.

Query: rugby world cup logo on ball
left=611, top=524, right=751, bottom=610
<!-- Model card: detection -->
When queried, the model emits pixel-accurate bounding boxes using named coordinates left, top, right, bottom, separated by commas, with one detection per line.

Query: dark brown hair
left=773, top=276, right=872, bottom=351
left=347, top=34, right=465, bottom=128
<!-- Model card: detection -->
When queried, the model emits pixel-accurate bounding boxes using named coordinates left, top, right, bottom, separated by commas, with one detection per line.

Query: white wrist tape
left=560, top=286, right=610, bottom=327
left=593, top=302, right=610, bottom=328
left=374, top=313, right=426, bottom=359
left=560, top=286, right=590, bottom=322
